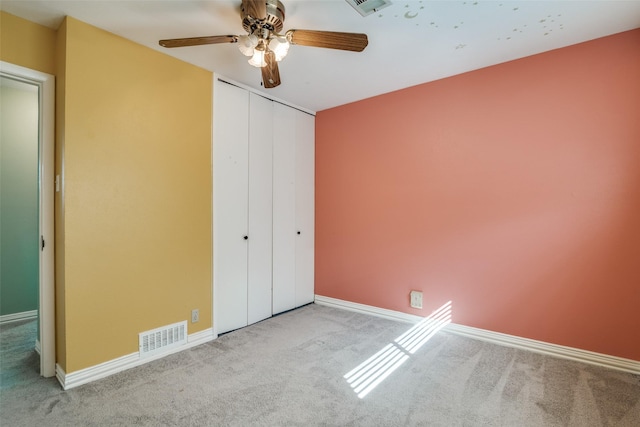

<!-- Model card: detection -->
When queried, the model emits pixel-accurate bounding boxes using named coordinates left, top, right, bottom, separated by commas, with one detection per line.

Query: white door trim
left=1, top=61, right=56, bottom=377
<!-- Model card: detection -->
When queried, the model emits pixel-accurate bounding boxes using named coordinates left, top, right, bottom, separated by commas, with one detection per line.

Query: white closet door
left=213, top=81, right=249, bottom=334
left=247, top=93, right=273, bottom=324
left=272, top=103, right=297, bottom=314
left=295, top=111, right=315, bottom=307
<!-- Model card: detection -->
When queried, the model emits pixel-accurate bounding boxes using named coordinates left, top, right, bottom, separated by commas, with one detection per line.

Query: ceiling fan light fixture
left=248, top=49, right=267, bottom=67
left=159, top=1, right=369, bottom=88
left=238, top=34, right=259, bottom=56
left=269, top=35, right=290, bottom=61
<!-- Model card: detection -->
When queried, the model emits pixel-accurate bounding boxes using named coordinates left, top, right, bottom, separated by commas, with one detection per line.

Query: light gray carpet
left=1, top=304, right=639, bottom=426
left=0, top=318, right=39, bottom=391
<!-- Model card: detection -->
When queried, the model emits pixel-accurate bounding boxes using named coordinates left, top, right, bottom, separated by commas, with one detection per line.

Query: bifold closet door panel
left=295, top=111, right=315, bottom=307
left=247, top=93, right=274, bottom=325
left=213, top=82, right=250, bottom=334
left=272, top=103, right=297, bottom=315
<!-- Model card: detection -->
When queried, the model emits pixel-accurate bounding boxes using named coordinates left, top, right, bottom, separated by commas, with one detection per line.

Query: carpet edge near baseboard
left=313, top=294, right=640, bottom=375
left=56, top=328, right=216, bottom=390
left=0, top=310, right=38, bottom=324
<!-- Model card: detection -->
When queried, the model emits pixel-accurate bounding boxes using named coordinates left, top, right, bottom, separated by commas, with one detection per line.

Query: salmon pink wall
left=315, top=29, right=640, bottom=361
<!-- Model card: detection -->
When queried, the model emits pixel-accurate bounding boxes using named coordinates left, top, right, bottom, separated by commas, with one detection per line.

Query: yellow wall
left=56, top=17, right=212, bottom=372
left=2, top=12, right=213, bottom=373
left=0, top=11, right=56, bottom=75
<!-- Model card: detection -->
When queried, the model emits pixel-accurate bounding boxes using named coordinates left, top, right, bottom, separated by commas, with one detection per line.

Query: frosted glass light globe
left=248, top=49, right=266, bottom=67
left=269, top=36, right=290, bottom=61
left=238, top=34, right=259, bottom=57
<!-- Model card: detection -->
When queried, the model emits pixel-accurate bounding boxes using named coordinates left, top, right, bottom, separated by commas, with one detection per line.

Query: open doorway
left=0, top=61, right=55, bottom=378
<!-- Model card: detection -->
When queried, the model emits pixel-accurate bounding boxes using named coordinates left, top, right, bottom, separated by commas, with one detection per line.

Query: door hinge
left=41, top=236, right=45, bottom=250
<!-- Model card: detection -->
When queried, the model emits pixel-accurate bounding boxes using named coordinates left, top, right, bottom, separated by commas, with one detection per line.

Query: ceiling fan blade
left=159, top=35, right=238, bottom=48
left=242, top=0, right=268, bottom=20
left=261, top=50, right=281, bottom=89
left=286, top=30, right=368, bottom=52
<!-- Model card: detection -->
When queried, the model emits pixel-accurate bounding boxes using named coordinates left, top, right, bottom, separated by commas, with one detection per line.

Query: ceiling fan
left=159, top=0, right=368, bottom=89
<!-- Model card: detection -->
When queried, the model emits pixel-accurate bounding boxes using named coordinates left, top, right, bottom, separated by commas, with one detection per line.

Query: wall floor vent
left=139, top=321, right=187, bottom=358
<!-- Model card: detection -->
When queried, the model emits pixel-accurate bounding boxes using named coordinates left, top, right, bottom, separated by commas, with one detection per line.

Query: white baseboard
left=315, top=295, right=422, bottom=324
left=314, top=295, right=640, bottom=375
left=56, top=328, right=216, bottom=390
left=0, top=310, right=38, bottom=324
left=444, top=323, right=640, bottom=375
left=188, top=328, right=216, bottom=346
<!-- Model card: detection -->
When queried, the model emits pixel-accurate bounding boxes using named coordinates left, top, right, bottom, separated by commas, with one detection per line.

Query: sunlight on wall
left=344, top=301, right=452, bottom=398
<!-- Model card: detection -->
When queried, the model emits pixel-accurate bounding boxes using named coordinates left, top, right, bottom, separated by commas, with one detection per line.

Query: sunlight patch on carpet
left=344, top=301, right=452, bottom=398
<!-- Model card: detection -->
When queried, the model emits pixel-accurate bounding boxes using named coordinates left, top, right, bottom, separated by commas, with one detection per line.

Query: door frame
left=1, top=61, right=56, bottom=377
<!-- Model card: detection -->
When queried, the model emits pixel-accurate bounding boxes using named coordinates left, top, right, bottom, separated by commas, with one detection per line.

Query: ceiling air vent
left=345, top=0, right=393, bottom=17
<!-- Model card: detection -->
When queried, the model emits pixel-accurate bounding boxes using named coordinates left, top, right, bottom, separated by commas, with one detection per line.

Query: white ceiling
left=2, top=1, right=639, bottom=112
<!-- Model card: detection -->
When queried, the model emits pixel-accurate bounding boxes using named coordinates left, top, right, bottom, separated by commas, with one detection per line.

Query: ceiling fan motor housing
left=242, top=0, right=286, bottom=38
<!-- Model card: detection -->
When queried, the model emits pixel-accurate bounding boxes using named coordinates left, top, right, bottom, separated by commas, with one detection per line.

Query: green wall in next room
left=0, top=78, right=39, bottom=317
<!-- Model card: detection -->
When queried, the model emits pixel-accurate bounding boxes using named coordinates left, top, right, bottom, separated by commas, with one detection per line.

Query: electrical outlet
left=191, top=309, right=199, bottom=323
left=410, top=291, right=423, bottom=309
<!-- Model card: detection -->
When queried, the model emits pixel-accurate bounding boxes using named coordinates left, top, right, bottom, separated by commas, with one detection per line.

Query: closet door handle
left=297, top=231, right=301, bottom=235
left=243, top=235, right=248, bottom=240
